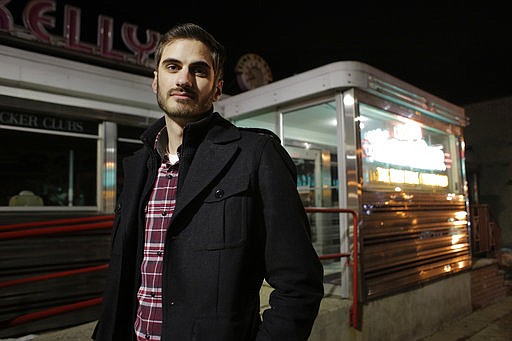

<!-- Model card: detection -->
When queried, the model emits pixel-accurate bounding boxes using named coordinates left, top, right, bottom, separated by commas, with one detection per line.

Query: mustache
left=168, top=86, right=195, bottom=96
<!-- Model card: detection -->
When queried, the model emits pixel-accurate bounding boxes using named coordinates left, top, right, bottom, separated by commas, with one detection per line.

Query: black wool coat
left=93, top=112, right=324, bottom=341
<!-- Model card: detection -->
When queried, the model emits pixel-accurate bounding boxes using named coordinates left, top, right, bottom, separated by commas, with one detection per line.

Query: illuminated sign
left=362, top=119, right=451, bottom=188
left=362, top=124, right=447, bottom=171
left=0, top=0, right=160, bottom=71
left=371, top=167, right=449, bottom=187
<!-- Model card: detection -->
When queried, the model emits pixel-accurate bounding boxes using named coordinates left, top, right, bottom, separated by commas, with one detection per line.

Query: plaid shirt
left=135, top=129, right=179, bottom=341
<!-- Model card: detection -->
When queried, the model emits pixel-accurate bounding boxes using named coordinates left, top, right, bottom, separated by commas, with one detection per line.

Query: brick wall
left=471, top=260, right=508, bottom=310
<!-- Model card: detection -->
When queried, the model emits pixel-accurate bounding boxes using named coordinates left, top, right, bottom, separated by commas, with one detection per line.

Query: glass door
left=281, top=101, right=343, bottom=284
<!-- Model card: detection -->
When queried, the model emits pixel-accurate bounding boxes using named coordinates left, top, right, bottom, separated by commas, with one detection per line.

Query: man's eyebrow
left=160, top=58, right=211, bottom=69
left=188, top=60, right=212, bottom=70
left=160, top=57, right=180, bottom=65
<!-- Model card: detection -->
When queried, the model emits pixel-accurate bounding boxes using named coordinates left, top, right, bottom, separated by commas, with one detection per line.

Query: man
left=93, top=23, right=324, bottom=341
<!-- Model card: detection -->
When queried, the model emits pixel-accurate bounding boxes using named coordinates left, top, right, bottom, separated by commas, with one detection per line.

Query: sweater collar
left=140, top=107, right=215, bottom=148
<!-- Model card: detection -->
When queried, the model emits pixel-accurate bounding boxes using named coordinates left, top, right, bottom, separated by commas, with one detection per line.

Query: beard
left=156, top=83, right=216, bottom=121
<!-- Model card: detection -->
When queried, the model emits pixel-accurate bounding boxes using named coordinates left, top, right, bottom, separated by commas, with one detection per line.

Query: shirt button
left=167, top=174, right=172, bottom=179
left=157, top=251, right=162, bottom=256
left=150, top=292, right=155, bottom=297
left=145, top=333, right=150, bottom=339
left=162, top=211, right=167, bottom=216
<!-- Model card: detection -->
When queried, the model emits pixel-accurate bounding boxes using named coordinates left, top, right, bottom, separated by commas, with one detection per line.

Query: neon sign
left=371, top=167, right=449, bottom=187
left=0, top=0, right=160, bottom=70
left=362, top=125, right=447, bottom=172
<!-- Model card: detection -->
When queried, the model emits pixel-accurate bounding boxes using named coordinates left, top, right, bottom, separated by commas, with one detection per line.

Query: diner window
left=0, top=129, right=97, bottom=207
left=231, top=111, right=277, bottom=135
left=359, top=103, right=463, bottom=194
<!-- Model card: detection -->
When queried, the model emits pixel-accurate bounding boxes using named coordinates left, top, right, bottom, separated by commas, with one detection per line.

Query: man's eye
left=167, top=64, right=179, bottom=71
left=193, top=67, right=208, bottom=77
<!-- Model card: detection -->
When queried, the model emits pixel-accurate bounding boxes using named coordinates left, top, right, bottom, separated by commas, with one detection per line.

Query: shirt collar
left=154, top=126, right=169, bottom=159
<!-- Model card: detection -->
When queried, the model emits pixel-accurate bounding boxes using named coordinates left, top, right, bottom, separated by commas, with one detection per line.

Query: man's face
left=152, top=39, right=222, bottom=122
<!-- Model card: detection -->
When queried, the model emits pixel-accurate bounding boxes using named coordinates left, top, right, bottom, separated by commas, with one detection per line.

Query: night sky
left=6, top=0, right=512, bottom=106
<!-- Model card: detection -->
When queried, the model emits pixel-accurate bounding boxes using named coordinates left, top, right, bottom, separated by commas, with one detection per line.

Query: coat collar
left=141, top=111, right=242, bottom=232
left=172, top=112, right=240, bottom=223
left=171, top=136, right=238, bottom=226
left=140, top=110, right=240, bottom=148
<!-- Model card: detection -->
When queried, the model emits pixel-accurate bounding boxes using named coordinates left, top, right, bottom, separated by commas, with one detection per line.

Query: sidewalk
left=3, top=295, right=512, bottom=340
left=0, top=321, right=95, bottom=341
left=421, top=295, right=512, bottom=341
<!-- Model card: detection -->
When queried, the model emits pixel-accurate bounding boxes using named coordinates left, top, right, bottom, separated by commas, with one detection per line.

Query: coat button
left=215, top=189, right=224, bottom=198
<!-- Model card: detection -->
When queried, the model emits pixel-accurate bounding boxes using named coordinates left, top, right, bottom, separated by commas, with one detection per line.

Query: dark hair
left=154, top=23, right=225, bottom=83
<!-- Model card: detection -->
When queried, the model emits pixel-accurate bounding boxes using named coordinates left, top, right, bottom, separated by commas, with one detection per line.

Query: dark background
left=7, top=0, right=512, bottom=106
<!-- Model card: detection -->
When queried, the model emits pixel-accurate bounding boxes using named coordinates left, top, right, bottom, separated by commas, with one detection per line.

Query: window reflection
left=0, top=129, right=97, bottom=207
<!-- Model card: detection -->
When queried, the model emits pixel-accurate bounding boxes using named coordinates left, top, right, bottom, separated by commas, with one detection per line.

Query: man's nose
left=176, top=68, right=193, bottom=87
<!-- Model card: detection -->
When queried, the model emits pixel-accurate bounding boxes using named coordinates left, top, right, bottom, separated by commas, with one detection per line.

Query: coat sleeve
left=255, top=137, right=324, bottom=340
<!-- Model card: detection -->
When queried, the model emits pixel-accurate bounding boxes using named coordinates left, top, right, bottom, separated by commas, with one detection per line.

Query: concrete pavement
left=2, top=295, right=512, bottom=340
left=421, top=295, right=512, bottom=341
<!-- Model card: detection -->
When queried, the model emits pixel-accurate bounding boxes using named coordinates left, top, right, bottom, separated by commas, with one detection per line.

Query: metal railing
left=0, top=215, right=113, bottom=331
left=1, top=208, right=361, bottom=332
left=470, top=204, right=501, bottom=257
left=305, top=207, right=360, bottom=330
left=0, top=215, right=114, bottom=239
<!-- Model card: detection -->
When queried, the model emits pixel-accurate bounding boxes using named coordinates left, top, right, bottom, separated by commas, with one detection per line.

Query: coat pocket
left=192, top=176, right=250, bottom=251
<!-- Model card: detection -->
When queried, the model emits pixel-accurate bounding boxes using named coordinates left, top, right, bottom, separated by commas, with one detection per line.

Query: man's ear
left=152, top=71, right=158, bottom=94
left=213, top=80, right=223, bottom=101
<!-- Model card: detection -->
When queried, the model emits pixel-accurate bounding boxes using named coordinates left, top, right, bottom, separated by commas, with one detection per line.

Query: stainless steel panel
left=360, top=192, right=470, bottom=299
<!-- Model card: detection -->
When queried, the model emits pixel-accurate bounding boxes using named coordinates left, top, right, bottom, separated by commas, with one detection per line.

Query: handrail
left=0, top=264, right=108, bottom=329
left=0, top=297, right=103, bottom=329
left=1, top=210, right=361, bottom=332
left=0, top=220, right=113, bottom=239
left=305, top=207, right=360, bottom=330
left=0, top=214, right=115, bottom=231
left=0, top=215, right=115, bottom=240
left=0, top=215, right=114, bottom=332
left=0, top=264, right=109, bottom=289
left=319, top=252, right=351, bottom=262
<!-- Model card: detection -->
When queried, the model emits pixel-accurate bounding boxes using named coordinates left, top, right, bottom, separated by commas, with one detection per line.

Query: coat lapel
left=171, top=126, right=239, bottom=226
